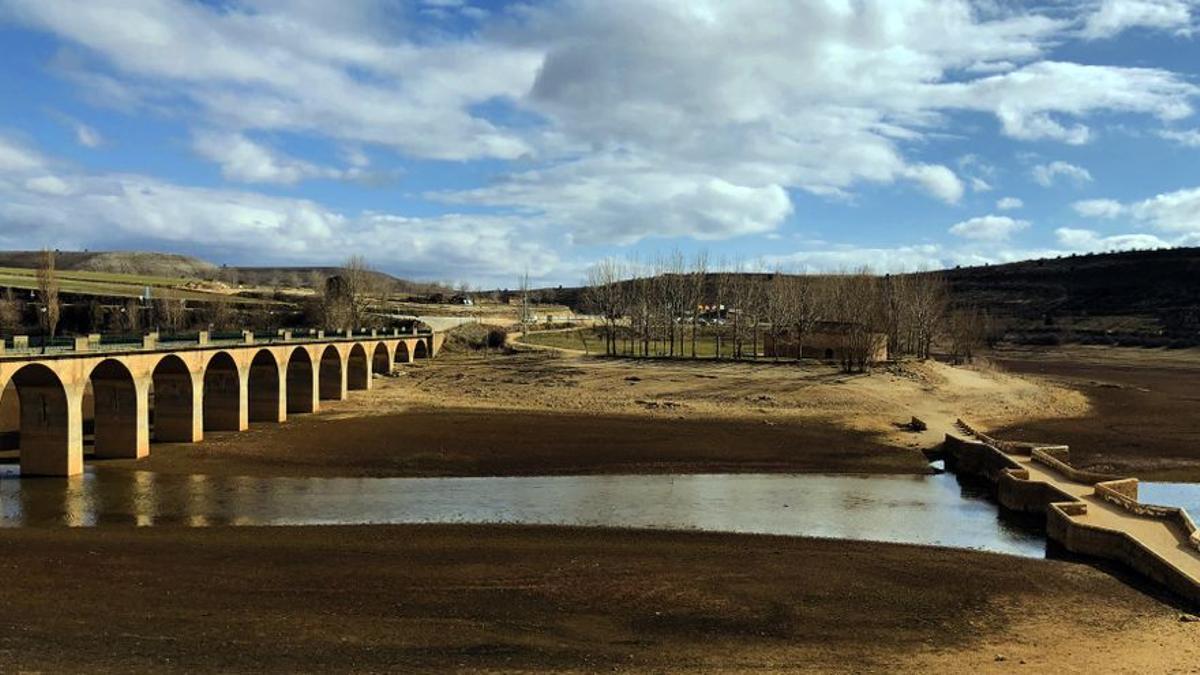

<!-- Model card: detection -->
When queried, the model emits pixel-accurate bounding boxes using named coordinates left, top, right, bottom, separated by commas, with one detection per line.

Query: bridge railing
left=0, top=327, right=435, bottom=359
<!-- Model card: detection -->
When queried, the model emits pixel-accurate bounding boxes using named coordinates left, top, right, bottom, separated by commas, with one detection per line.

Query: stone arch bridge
left=0, top=329, right=443, bottom=476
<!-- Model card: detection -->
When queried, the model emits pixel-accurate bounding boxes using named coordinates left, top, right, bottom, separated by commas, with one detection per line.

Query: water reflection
left=0, top=466, right=1061, bottom=557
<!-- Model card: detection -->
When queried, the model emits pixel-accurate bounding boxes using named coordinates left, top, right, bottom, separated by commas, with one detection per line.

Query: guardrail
left=0, top=328, right=435, bottom=359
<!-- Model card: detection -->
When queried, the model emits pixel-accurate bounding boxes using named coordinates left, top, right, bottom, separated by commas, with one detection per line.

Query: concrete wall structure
left=944, top=422, right=1200, bottom=607
left=0, top=329, right=443, bottom=477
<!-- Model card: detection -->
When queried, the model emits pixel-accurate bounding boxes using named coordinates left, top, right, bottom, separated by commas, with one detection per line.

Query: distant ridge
left=0, top=250, right=218, bottom=278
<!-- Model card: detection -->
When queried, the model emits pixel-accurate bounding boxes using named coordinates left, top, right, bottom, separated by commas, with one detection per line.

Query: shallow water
left=1140, top=482, right=1200, bottom=517
left=0, top=466, right=1053, bottom=556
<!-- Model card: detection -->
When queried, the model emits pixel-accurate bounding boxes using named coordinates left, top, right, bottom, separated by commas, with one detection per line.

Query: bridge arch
left=87, top=358, right=144, bottom=459
left=372, top=342, right=391, bottom=377
left=151, top=354, right=199, bottom=443
left=248, top=349, right=283, bottom=423
left=318, top=345, right=344, bottom=401
left=203, top=352, right=243, bottom=431
left=4, top=363, right=80, bottom=476
left=286, top=347, right=316, bottom=414
left=414, top=340, right=429, bottom=359
left=395, top=341, right=411, bottom=365
left=347, top=343, right=370, bottom=391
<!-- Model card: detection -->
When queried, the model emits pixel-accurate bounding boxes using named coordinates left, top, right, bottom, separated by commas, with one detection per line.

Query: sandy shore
left=0, top=524, right=1194, bottom=673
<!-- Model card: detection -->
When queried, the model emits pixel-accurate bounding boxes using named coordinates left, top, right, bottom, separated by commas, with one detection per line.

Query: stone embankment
left=943, top=421, right=1200, bottom=607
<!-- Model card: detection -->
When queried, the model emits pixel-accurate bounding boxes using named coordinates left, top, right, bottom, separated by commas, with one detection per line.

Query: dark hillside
left=941, top=247, right=1200, bottom=342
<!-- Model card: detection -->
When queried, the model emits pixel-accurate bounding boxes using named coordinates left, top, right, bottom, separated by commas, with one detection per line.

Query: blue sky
left=1, top=0, right=1199, bottom=286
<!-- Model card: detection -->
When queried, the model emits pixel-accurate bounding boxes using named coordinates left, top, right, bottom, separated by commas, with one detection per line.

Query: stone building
left=762, top=321, right=889, bottom=363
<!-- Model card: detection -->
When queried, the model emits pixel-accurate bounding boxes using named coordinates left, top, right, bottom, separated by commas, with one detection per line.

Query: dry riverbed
left=4, top=346, right=1196, bottom=672
left=100, top=348, right=1087, bottom=479
left=0, top=524, right=1196, bottom=673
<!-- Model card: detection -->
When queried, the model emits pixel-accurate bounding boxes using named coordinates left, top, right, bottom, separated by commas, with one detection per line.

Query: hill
left=941, top=247, right=1200, bottom=342
left=541, top=247, right=1200, bottom=345
left=0, top=251, right=218, bottom=278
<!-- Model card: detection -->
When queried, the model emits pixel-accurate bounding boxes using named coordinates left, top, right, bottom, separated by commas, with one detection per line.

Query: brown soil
left=95, top=349, right=1084, bottom=479
left=0, top=524, right=1195, bottom=673
left=108, top=407, right=923, bottom=478
left=992, top=345, right=1200, bottom=481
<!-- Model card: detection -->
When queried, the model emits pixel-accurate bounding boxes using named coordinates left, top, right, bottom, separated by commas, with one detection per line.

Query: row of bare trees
left=582, top=255, right=988, bottom=371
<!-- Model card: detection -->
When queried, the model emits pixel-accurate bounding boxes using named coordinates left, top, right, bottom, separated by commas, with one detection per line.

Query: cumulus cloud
left=948, top=215, right=1031, bottom=240
left=1055, top=227, right=1172, bottom=250
left=2, top=1, right=1200, bottom=279
left=1072, top=198, right=1125, bottom=218
left=1128, top=186, right=1200, bottom=231
left=996, top=196, right=1024, bottom=210
left=1032, top=161, right=1093, bottom=187
left=1080, top=0, right=1196, bottom=40
left=1069, top=186, right=1200, bottom=233
left=0, top=138, right=561, bottom=283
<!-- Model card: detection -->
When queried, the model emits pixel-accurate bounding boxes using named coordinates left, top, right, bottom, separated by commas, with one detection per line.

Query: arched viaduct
left=0, top=329, right=443, bottom=477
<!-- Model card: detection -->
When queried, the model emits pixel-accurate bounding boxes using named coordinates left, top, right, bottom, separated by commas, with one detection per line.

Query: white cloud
left=0, top=136, right=45, bottom=171
left=1128, top=186, right=1200, bottom=231
left=3, top=1, right=1200, bottom=280
left=192, top=130, right=365, bottom=185
left=903, top=164, right=966, bottom=204
left=1055, top=227, right=1172, bottom=250
left=436, top=153, right=794, bottom=245
left=23, top=175, right=72, bottom=195
left=1081, top=0, right=1196, bottom=40
left=1069, top=186, right=1200, bottom=233
left=5, top=0, right=542, bottom=161
left=1032, top=161, right=1093, bottom=187
left=970, top=176, right=993, bottom=192
left=0, top=140, right=561, bottom=284
left=765, top=244, right=948, bottom=274
left=73, top=122, right=102, bottom=148
left=948, top=214, right=1031, bottom=241
left=1072, top=198, right=1125, bottom=218
left=996, top=196, right=1024, bottom=210
left=1159, top=127, right=1200, bottom=146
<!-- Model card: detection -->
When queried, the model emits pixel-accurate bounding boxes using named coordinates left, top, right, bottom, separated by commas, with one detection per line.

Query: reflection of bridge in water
left=0, top=329, right=443, bottom=476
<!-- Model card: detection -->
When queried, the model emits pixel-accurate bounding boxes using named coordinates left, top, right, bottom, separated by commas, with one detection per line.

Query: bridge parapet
left=0, top=329, right=440, bottom=361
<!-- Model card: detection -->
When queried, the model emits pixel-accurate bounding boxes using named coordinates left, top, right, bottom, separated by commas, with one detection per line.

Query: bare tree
left=342, top=255, right=380, bottom=330
left=0, top=287, right=23, bottom=333
left=206, top=297, right=234, bottom=332
left=36, top=249, right=61, bottom=351
left=948, top=306, right=985, bottom=365
left=909, top=273, right=948, bottom=360
left=583, top=258, right=626, bottom=356
left=157, top=298, right=187, bottom=334
left=123, top=298, right=143, bottom=333
left=687, top=251, right=708, bottom=358
left=518, top=269, right=533, bottom=331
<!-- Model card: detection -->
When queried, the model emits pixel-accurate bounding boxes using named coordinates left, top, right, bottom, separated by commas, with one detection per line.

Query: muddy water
left=0, top=467, right=1057, bottom=557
